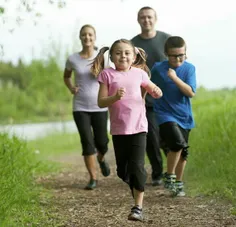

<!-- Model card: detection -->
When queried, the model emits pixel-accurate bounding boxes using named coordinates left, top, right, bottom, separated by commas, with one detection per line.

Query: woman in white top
left=63, top=24, right=110, bottom=190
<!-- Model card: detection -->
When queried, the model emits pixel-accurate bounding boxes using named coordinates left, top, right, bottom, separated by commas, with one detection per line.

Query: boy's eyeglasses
left=168, top=54, right=186, bottom=60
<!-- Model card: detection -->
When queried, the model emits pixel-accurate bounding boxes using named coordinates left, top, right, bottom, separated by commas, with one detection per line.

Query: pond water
left=0, top=120, right=111, bottom=141
left=0, top=121, right=78, bottom=141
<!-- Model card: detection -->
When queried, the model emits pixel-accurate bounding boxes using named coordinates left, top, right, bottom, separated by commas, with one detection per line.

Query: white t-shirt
left=65, top=51, right=108, bottom=112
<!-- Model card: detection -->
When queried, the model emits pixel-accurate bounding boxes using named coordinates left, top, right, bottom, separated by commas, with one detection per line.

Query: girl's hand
left=152, top=86, right=162, bottom=99
left=168, top=68, right=177, bottom=80
left=116, top=87, right=126, bottom=100
left=70, top=86, right=79, bottom=95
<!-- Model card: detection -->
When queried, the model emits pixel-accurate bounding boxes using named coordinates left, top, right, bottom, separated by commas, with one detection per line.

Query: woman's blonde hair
left=90, top=39, right=150, bottom=78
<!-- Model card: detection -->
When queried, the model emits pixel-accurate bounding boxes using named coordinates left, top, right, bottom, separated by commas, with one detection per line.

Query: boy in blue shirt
left=151, top=36, right=196, bottom=196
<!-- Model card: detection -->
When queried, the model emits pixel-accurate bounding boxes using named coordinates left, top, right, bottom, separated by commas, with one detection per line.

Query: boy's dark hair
left=164, top=36, right=186, bottom=54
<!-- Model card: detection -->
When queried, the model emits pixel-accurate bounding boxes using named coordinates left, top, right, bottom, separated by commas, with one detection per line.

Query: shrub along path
left=38, top=150, right=236, bottom=227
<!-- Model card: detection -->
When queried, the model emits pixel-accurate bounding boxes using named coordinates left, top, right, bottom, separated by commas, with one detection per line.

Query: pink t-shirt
left=98, top=67, right=150, bottom=135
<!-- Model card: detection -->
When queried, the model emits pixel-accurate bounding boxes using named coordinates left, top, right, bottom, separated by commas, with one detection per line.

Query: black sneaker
left=84, top=179, right=97, bottom=190
left=97, top=157, right=110, bottom=177
left=152, top=178, right=163, bottom=186
left=128, top=205, right=143, bottom=222
left=151, top=172, right=163, bottom=186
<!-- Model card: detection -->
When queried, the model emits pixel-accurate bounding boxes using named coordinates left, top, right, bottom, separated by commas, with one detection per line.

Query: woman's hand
left=70, top=86, right=79, bottom=95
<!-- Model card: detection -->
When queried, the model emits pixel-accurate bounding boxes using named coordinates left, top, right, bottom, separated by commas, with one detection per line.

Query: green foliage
left=0, top=7, right=4, bottom=15
left=0, top=58, right=72, bottom=124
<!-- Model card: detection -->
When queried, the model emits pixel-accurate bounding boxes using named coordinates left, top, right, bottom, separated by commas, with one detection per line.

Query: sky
left=1, top=0, right=236, bottom=89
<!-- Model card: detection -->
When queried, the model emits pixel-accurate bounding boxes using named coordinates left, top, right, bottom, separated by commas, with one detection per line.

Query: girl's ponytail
left=91, top=47, right=109, bottom=77
left=133, top=47, right=151, bottom=78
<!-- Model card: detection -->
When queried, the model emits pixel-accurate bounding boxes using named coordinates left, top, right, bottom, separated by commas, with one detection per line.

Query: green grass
left=27, top=131, right=113, bottom=159
left=185, top=88, right=236, bottom=204
left=27, top=132, right=82, bottom=158
left=0, top=133, right=70, bottom=226
left=0, top=133, right=43, bottom=225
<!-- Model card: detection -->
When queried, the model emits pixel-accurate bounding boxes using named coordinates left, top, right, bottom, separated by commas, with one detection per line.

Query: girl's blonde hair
left=90, top=39, right=150, bottom=78
left=133, top=47, right=151, bottom=78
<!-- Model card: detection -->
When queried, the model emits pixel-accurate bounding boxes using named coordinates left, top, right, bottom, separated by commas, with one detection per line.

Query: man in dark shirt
left=131, top=6, right=170, bottom=186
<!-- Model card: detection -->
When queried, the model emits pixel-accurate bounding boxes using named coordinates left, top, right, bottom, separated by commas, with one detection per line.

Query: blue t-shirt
left=151, top=60, right=196, bottom=129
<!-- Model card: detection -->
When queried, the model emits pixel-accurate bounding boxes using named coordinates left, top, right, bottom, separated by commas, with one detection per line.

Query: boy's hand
left=168, top=68, right=177, bottom=80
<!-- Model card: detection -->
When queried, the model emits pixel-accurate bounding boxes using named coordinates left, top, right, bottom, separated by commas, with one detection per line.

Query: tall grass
left=0, top=133, right=39, bottom=225
left=0, top=133, right=62, bottom=226
left=185, top=88, right=236, bottom=203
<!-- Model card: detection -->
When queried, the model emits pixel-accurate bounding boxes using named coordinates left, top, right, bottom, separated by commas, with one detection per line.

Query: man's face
left=138, top=9, right=157, bottom=32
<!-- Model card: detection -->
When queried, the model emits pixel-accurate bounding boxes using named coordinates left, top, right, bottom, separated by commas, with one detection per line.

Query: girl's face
left=167, top=46, right=186, bottom=68
left=80, top=27, right=96, bottom=48
left=110, top=43, right=136, bottom=71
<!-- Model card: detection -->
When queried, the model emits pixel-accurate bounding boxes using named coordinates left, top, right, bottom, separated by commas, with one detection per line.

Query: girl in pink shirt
left=91, top=39, right=162, bottom=222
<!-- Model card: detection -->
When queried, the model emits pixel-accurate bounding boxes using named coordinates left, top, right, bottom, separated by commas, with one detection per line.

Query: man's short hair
left=138, top=6, right=157, bottom=19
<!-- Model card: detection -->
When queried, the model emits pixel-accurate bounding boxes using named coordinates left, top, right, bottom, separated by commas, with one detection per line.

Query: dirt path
left=38, top=150, right=236, bottom=227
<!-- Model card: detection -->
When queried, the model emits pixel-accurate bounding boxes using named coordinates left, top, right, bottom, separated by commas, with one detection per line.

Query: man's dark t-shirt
left=131, top=31, right=170, bottom=107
